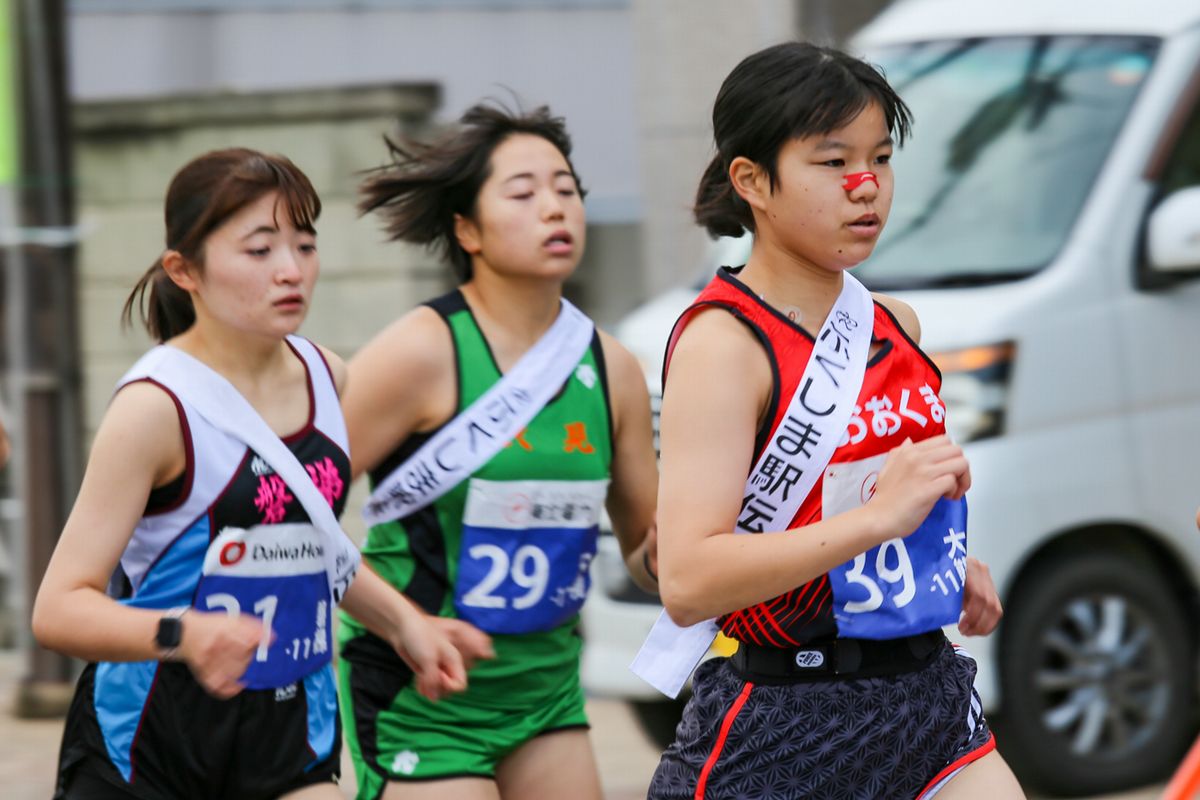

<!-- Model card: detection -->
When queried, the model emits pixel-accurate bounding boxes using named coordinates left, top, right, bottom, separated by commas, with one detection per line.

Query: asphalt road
left=0, top=650, right=1165, bottom=800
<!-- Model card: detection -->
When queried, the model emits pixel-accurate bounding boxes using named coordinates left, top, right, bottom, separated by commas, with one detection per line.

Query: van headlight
left=930, top=343, right=1014, bottom=444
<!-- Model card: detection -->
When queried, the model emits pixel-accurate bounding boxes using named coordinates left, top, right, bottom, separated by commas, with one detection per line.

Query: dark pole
left=11, top=0, right=81, bottom=718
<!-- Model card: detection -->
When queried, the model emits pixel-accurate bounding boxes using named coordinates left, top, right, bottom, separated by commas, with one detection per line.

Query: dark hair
left=695, top=42, right=912, bottom=238
left=359, top=102, right=585, bottom=281
left=123, top=148, right=321, bottom=342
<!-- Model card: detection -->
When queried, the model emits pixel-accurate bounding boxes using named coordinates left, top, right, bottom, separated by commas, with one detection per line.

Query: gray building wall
left=67, top=0, right=649, bottom=351
left=631, top=0, right=798, bottom=296
left=68, top=2, right=641, bottom=226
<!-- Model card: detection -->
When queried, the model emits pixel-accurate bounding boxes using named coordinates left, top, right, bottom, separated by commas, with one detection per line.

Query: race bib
left=454, top=478, right=608, bottom=634
left=196, top=523, right=332, bottom=690
left=823, top=454, right=967, bottom=639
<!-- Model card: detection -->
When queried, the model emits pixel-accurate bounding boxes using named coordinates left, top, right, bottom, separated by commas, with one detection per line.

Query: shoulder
left=666, top=304, right=772, bottom=401
left=112, top=377, right=186, bottom=425
left=351, top=304, right=454, bottom=379
left=103, top=379, right=187, bottom=472
left=872, top=292, right=921, bottom=344
left=313, top=344, right=348, bottom=395
left=595, top=328, right=652, bottom=417
left=674, top=303, right=767, bottom=362
left=594, top=329, right=651, bottom=434
left=595, top=329, right=644, bottom=390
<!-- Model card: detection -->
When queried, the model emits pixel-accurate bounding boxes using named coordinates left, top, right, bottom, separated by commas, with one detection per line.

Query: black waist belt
left=729, top=630, right=946, bottom=684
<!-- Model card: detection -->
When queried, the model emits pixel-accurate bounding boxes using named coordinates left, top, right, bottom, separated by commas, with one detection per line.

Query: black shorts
left=649, top=641, right=994, bottom=800
left=55, top=661, right=340, bottom=800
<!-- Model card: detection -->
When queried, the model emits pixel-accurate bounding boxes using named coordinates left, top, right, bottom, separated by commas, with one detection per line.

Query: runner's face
left=759, top=102, right=894, bottom=273
left=190, top=191, right=319, bottom=338
left=462, top=133, right=586, bottom=282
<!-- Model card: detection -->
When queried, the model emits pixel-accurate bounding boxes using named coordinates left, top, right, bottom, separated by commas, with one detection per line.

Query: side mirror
left=1147, top=187, right=1200, bottom=272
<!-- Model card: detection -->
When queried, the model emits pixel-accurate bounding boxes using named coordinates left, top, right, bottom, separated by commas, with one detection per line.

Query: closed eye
left=246, top=247, right=270, bottom=257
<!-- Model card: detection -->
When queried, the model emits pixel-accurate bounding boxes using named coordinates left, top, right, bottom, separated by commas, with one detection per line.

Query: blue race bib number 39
left=823, top=455, right=967, bottom=640
left=454, top=478, right=609, bottom=635
left=196, top=523, right=332, bottom=689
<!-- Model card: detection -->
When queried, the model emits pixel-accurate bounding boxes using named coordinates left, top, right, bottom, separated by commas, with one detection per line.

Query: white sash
left=120, top=341, right=361, bottom=603
left=363, top=298, right=595, bottom=527
left=630, top=273, right=874, bottom=697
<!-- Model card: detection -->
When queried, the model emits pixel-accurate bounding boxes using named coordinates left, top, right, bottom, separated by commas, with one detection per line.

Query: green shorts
left=337, top=634, right=588, bottom=798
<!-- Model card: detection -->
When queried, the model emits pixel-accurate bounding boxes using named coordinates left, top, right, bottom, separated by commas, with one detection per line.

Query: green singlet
left=337, top=290, right=614, bottom=794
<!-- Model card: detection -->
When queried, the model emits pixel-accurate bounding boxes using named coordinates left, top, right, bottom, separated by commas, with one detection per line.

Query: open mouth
left=848, top=213, right=881, bottom=233
left=544, top=230, right=574, bottom=255
left=274, top=294, right=305, bottom=309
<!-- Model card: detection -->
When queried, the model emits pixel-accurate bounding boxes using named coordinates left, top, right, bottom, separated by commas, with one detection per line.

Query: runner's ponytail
left=123, top=257, right=195, bottom=342
left=695, top=153, right=753, bottom=239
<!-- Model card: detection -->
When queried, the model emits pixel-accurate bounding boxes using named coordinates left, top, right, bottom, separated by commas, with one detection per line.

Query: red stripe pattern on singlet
left=663, top=268, right=946, bottom=647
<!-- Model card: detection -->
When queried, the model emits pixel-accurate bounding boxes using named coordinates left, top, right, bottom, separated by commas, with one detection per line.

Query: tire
left=631, top=696, right=689, bottom=751
left=997, top=549, right=1195, bottom=796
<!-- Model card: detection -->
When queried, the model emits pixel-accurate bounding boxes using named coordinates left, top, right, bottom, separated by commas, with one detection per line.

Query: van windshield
left=856, top=35, right=1158, bottom=289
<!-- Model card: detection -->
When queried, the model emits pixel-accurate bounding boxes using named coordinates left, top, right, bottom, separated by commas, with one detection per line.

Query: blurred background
left=2, top=0, right=1199, bottom=798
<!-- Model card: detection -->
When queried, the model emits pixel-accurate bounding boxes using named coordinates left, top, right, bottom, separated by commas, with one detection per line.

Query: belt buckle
left=790, top=642, right=831, bottom=675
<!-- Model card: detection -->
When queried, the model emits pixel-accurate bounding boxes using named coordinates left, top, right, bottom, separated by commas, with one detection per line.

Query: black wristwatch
left=155, top=607, right=188, bottom=660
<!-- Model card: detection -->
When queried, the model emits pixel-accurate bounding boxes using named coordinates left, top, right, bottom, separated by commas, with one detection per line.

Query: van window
left=857, top=36, right=1159, bottom=289
left=1160, top=94, right=1200, bottom=195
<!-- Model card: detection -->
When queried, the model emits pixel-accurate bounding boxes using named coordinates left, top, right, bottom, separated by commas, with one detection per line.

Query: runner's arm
left=342, top=307, right=456, bottom=480
left=657, top=310, right=970, bottom=627
left=31, top=383, right=262, bottom=696
left=598, top=330, right=659, bottom=593
left=958, top=556, right=1002, bottom=636
left=339, top=566, right=483, bottom=699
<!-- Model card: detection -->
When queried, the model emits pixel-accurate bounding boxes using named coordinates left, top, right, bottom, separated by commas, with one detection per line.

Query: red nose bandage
left=842, top=171, right=878, bottom=192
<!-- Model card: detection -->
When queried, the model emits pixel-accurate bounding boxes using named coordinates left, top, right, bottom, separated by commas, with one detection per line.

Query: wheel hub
left=1034, top=595, right=1168, bottom=758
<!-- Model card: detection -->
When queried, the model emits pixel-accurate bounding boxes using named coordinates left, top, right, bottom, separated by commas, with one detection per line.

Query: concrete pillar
left=631, top=0, right=798, bottom=297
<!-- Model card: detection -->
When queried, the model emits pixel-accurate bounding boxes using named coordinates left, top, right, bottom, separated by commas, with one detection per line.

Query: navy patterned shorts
left=648, top=641, right=993, bottom=800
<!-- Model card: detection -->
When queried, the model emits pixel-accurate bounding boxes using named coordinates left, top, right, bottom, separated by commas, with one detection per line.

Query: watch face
left=156, top=616, right=182, bottom=649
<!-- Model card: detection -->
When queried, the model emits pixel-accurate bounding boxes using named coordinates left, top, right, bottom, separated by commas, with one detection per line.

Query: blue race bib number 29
left=455, top=478, right=609, bottom=635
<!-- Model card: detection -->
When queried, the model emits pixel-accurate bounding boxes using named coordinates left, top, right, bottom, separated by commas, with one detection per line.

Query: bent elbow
left=31, top=586, right=71, bottom=653
left=30, top=598, right=57, bottom=651
left=659, top=582, right=708, bottom=629
left=663, top=604, right=705, bottom=629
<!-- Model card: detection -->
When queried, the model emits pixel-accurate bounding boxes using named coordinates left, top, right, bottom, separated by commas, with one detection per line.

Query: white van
left=581, top=0, right=1200, bottom=794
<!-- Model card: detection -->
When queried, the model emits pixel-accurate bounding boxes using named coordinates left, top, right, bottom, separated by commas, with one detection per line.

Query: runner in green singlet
left=337, top=103, right=659, bottom=800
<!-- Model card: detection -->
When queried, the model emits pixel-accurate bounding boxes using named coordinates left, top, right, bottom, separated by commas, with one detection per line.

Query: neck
left=171, top=319, right=292, bottom=388
left=738, top=235, right=846, bottom=331
left=460, top=267, right=564, bottom=348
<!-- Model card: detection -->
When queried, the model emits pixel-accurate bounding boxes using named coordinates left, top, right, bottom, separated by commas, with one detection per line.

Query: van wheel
left=998, top=550, right=1195, bottom=795
left=631, top=696, right=688, bottom=751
